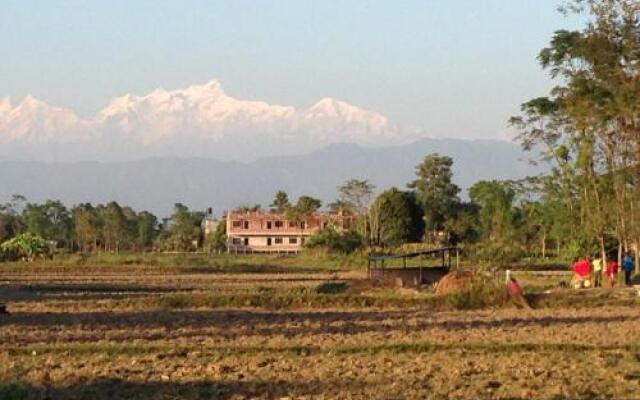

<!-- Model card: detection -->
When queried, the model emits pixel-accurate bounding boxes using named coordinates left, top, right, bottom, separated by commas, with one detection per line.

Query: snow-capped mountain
left=0, top=96, right=93, bottom=144
left=303, top=97, right=391, bottom=141
left=0, top=80, right=404, bottom=160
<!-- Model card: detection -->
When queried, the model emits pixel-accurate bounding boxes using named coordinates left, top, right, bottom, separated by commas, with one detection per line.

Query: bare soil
left=1, top=266, right=640, bottom=399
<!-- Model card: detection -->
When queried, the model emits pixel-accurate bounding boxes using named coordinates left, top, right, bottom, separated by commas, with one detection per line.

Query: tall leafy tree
left=99, top=201, right=127, bottom=252
left=408, top=154, right=460, bottom=239
left=468, top=180, right=524, bottom=261
left=0, top=195, right=26, bottom=242
left=443, top=202, right=480, bottom=245
left=295, top=196, right=322, bottom=214
left=469, top=181, right=517, bottom=243
left=22, top=200, right=72, bottom=247
left=332, top=179, right=376, bottom=242
left=270, top=191, right=291, bottom=213
left=72, top=204, right=100, bottom=252
left=511, top=0, right=640, bottom=265
left=287, top=195, right=322, bottom=222
left=369, top=188, right=423, bottom=247
left=136, top=211, right=158, bottom=250
left=337, top=179, right=375, bottom=214
left=158, top=203, right=202, bottom=251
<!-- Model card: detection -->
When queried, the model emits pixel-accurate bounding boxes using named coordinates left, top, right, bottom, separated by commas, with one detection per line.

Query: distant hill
left=0, top=138, right=540, bottom=217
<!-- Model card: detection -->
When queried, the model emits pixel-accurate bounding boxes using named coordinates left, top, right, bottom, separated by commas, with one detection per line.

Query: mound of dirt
left=435, top=271, right=475, bottom=295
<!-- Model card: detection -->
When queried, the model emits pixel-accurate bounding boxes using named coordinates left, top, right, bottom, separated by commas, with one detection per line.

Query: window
left=267, top=238, right=272, bottom=246
left=274, top=237, right=284, bottom=244
left=275, top=220, right=284, bottom=228
left=300, top=221, right=306, bottom=229
left=289, top=221, right=296, bottom=228
left=243, top=238, right=249, bottom=246
left=232, top=220, right=242, bottom=228
left=232, top=237, right=242, bottom=245
left=243, top=221, right=249, bottom=229
left=300, top=237, right=306, bottom=245
left=267, top=221, right=272, bottom=229
left=289, top=237, right=298, bottom=244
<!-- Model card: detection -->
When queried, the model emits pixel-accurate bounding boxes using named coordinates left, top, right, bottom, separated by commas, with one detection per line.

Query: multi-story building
left=225, top=210, right=352, bottom=253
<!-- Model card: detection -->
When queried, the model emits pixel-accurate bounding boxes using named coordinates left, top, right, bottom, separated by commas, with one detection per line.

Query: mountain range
left=0, top=138, right=540, bottom=217
left=0, top=79, right=538, bottom=216
left=0, top=80, right=408, bottom=161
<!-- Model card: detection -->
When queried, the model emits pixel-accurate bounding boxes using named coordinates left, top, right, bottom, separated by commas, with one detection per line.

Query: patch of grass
left=0, top=251, right=368, bottom=275
left=151, top=287, right=441, bottom=311
left=157, top=294, right=190, bottom=310
left=0, top=382, right=34, bottom=400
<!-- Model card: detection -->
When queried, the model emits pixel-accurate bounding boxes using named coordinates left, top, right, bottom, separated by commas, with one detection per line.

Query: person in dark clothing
left=622, top=253, right=635, bottom=286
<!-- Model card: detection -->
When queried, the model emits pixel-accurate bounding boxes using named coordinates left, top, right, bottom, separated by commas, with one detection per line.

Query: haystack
left=435, top=270, right=475, bottom=295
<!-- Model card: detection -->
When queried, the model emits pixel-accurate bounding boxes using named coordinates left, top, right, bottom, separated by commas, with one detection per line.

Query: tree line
left=0, top=154, right=538, bottom=262
left=0, top=198, right=208, bottom=260
left=0, top=146, right=619, bottom=263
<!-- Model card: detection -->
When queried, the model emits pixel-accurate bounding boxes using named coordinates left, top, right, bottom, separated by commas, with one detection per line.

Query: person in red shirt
left=507, top=278, right=523, bottom=297
left=605, top=259, right=619, bottom=288
left=571, top=258, right=591, bottom=289
left=573, top=258, right=592, bottom=277
left=505, top=270, right=531, bottom=309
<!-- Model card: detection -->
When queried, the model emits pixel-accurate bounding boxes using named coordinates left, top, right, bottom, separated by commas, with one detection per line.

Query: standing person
left=592, top=255, right=603, bottom=288
left=622, top=253, right=634, bottom=286
left=606, top=257, right=619, bottom=288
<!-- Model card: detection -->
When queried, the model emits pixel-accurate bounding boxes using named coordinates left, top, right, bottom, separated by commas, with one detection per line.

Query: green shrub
left=305, top=227, right=363, bottom=254
left=0, top=233, right=50, bottom=262
left=444, top=279, right=504, bottom=310
left=204, top=222, right=227, bottom=253
left=315, top=282, right=348, bottom=294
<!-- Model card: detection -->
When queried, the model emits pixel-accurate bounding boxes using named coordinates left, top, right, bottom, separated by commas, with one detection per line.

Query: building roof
left=225, top=210, right=349, bottom=220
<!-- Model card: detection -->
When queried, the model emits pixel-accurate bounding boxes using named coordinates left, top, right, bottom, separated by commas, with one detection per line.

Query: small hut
left=367, top=247, right=459, bottom=288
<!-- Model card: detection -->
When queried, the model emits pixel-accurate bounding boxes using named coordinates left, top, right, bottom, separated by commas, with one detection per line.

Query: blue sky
left=0, top=0, right=584, bottom=139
